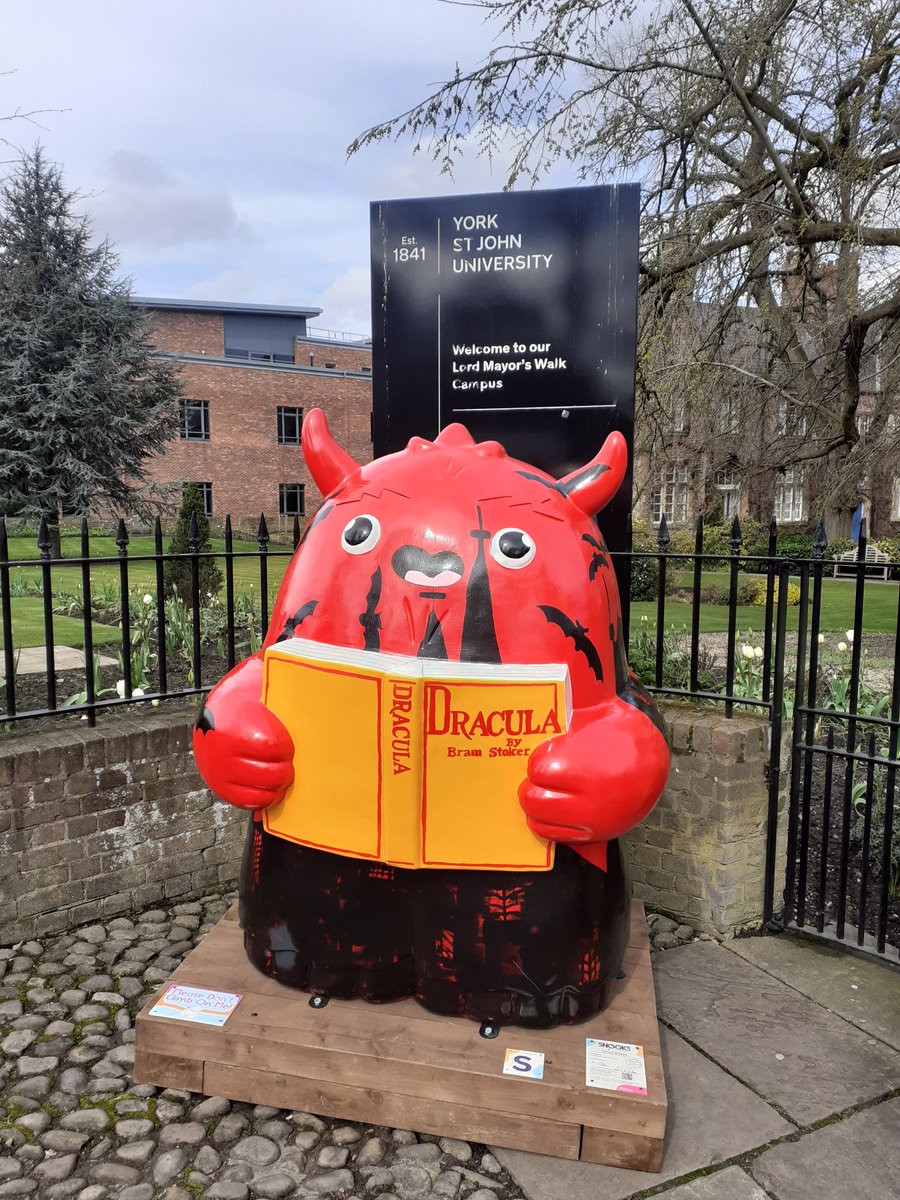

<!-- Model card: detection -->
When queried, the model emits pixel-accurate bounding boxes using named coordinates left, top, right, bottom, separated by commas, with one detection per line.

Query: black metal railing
left=1, top=510, right=898, bottom=960
left=0, top=513, right=299, bottom=727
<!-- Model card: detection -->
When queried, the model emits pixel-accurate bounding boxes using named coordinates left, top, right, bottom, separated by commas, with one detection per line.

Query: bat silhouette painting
left=193, top=410, right=670, bottom=1029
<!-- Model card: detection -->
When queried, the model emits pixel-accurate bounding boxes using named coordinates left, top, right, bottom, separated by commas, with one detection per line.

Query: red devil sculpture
left=194, top=410, right=670, bottom=1029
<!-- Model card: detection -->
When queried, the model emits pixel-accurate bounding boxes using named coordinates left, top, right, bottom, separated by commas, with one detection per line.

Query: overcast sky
left=2, top=0, right=578, bottom=335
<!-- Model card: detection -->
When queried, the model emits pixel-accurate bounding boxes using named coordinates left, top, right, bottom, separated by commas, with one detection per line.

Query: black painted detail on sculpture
left=515, top=470, right=567, bottom=497
left=359, top=567, right=383, bottom=651
left=582, top=532, right=609, bottom=582
left=239, top=825, right=631, bottom=1028
left=391, top=545, right=464, bottom=582
left=538, top=605, right=604, bottom=682
left=461, top=506, right=501, bottom=664
left=621, top=671, right=668, bottom=739
left=418, top=609, right=448, bottom=660
left=612, top=614, right=630, bottom=694
left=276, top=599, right=319, bottom=643
left=561, top=462, right=611, bottom=496
left=195, top=706, right=215, bottom=735
left=298, top=502, right=333, bottom=547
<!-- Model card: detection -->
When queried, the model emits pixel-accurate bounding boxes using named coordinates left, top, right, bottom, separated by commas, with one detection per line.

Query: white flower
left=846, top=629, right=855, bottom=643
left=838, top=641, right=847, bottom=652
left=741, top=644, right=755, bottom=660
left=143, top=593, right=153, bottom=605
left=818, top=633, right=825, bottom=644
left=151, top=698, right=160, bottom=707
left=115, top=679, right=126, bottom=698
left=133, top=687, right=145, bottom=697
left=754, top=647, right=764, bottom=659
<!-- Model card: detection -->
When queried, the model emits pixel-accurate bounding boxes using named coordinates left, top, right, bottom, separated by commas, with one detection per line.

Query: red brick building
left=136, top=298, right=373, bottom=532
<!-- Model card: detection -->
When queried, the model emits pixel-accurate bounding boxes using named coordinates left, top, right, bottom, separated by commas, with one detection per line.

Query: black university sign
left=369, top=184, right=640, bottom=560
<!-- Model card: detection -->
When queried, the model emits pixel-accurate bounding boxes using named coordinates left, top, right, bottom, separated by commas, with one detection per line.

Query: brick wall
left=627, top=702, right=787, bottom=937
left=148, top=310, right=224, bottom=357
left=0, top=707, right=245, bottom=944
left=149, top=359, right=373, bottom=531
left=295, top=338, right=373, bottom=373
left=1, top=700, right=785, bottom=944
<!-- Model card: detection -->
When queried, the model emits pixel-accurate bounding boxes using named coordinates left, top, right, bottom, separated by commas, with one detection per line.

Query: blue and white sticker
left=502, top=1048, right=545, bottom=1080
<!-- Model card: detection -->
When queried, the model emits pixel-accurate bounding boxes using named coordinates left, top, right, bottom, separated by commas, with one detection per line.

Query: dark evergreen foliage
left=164, top=483, right=222, bottom=605
left=0, top=147, right=183, bottom=535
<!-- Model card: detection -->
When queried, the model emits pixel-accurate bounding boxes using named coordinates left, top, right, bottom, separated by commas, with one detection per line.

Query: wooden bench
left=833, top=545, right=891, bottom=580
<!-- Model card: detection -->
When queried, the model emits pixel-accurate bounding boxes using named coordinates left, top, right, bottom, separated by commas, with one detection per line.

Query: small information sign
left=585, top=1038, right=647, bottom=1094
left=149, top=985, right=242, bottom=1027
left=502, top=1049, right=546, bottom=1080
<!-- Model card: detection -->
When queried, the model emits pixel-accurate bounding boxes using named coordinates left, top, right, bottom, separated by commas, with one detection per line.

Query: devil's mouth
left=392, top=546, right=464, bottom=588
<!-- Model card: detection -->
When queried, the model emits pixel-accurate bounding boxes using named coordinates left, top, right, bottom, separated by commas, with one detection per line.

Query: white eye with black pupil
left=341, top=514, right=381, bottom=555
left=490, top=528, right=535, bottom=569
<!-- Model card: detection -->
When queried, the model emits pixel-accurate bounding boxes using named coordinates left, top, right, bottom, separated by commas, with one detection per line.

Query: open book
left=260, top=637, right=572, bottom=871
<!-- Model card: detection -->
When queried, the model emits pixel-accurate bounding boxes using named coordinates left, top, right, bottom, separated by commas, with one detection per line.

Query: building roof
left=131, top=296, right=322, bottom=319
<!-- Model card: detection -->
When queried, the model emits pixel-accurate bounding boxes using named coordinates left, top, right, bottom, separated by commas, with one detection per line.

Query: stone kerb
left=0, top=707, right=245, bottom=943
left=628, top=701, right=787, bottom=938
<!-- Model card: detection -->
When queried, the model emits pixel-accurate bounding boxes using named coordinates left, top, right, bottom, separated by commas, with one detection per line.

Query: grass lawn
left=3, top=533, right=294, bottom=648
left=5, top=532, right=293, bottom=595
left=3, top=597, right=123, bottom=652
left=640, top=570, right=900, bottom=634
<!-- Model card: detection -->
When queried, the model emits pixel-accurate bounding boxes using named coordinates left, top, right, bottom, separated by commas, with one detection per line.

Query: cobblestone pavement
left=0, top=892, right=536, bottom=1200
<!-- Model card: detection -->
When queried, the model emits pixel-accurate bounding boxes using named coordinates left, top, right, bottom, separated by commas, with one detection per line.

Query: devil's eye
left=341, top=515, right=381, bottom=555
left=490, top=528, right=535, bottom=569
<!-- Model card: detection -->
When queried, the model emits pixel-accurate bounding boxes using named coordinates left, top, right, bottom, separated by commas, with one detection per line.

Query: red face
left=265, top=422, right=628, bottom=709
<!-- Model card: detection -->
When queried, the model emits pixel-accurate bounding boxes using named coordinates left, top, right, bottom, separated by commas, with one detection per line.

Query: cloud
left=87, top=151, right=249, bottom=251
left=316, top=268, right=372, bottom=337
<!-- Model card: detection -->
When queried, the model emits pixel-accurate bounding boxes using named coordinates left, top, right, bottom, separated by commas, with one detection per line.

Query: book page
left=420, top=677, right=562, bottom=871
left=262, top=651, right=384, bottom=860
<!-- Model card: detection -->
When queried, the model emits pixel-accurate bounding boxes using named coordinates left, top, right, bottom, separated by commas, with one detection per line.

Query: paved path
left=1, top=897, right=898, bottom=1200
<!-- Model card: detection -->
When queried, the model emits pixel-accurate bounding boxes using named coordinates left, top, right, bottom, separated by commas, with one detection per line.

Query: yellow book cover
left=261, top=639, right=570, bottom=871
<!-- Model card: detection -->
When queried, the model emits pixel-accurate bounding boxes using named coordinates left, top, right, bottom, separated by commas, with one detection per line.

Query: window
left=223, top=313, right=299, bottom=363
left=180, top=399, right=210, bottom=441
left=671, top=397, right=687, bottom=434
left=185, top=482, right=212, bottom=517
left=719, top=395, right=739, bottom=434
left=277, top=406, right=302, bottom=445
left=715, top=468, right=741, bottom=519
left=651, top=463, right=688, bottom=524
left=774, top=467, right=804, bottom=523
left=776, top=397, right=807, bottom=436
left=279, top=483, right=306, bottom=517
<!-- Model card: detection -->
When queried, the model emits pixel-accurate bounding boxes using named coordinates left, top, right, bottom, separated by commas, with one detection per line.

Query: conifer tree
left=0, top=147, right=183, bottom=553
left=164, top=483, right=222, bottom=606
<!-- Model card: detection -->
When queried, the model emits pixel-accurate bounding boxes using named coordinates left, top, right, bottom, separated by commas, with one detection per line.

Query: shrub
left=629, top=519, right=660, bottom=602
left=698, top=519, right=767, bottom=570
left=164, top=484, right=223, bottom=606
left=704, top=575, right=758, bottom=605
left=826, top=536, right=856, bottom=562
left=752, top=577, right=802, bottom=606
left=774, top=534, right=814, bottom=572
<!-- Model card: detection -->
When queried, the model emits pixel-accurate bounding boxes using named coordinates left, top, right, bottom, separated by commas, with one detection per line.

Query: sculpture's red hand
left=518, top=699, right=670, bottom=854
left=192, top=654, right=294, bottom=811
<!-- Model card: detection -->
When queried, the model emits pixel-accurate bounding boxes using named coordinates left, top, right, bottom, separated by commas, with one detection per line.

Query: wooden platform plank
left=581, top=1124, right=665, bottom=1171
left=204, top=1062, right=582, bottom=1159
left=135, top=898, right=667, bottom=1169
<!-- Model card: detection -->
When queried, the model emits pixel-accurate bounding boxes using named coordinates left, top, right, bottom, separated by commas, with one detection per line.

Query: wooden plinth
left=134, top=900, right=667, bottom=1171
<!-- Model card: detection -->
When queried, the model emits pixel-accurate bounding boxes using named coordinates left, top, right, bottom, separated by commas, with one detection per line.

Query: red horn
left=558, top=431, right=627, bottom=515
left=302, top=409, right=361, bottom=497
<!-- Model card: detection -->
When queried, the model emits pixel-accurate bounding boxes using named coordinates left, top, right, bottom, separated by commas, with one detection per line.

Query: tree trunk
left=42, top=514, right=62, bottom=559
